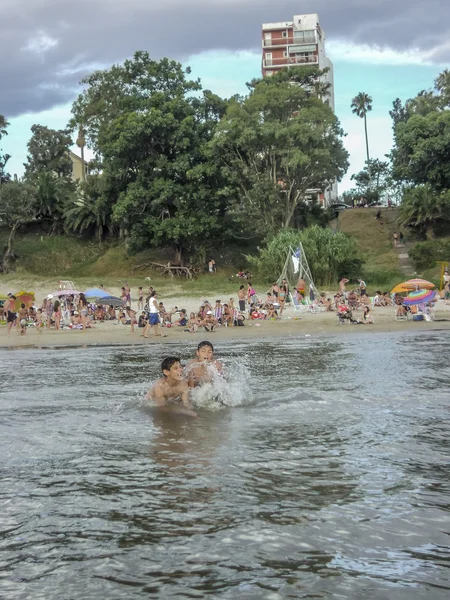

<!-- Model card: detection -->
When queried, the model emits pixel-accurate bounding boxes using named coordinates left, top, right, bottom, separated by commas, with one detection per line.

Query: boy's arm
left=146, top=381, right=165, bottom=405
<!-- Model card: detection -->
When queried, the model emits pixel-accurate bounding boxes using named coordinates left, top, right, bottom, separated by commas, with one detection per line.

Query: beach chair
left=292, top=296, right=308, bottom=313
left=394, top=308, right=408, bottom=321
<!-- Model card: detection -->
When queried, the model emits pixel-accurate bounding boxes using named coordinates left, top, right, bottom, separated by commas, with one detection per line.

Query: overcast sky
left=1, top=0, right=448, bottom=189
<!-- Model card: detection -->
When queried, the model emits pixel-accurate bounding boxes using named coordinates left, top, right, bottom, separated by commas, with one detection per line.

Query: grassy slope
left=2, top=211, right=444, bottom=295
left=336, top=208, right=404, bottom=289
left=0, top=230, right=255, bottom=298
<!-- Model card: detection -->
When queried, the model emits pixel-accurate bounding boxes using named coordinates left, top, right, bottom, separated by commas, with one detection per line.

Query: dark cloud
left=1, top=0, right=449, bottom=117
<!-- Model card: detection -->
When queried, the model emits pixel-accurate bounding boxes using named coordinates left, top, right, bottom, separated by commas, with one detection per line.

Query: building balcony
left=262, top=35, right=316, bottom=48
left=263, top=55, right=319, bottom=68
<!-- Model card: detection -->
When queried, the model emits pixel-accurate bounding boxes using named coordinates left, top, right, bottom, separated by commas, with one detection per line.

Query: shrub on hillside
left=247, top=226, right=363, bottom=286
left=408, top=239, right=450, bottom=270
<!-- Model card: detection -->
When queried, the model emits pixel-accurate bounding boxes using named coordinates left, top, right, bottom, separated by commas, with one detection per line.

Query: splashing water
left=190, top=360, right=253, bottom=411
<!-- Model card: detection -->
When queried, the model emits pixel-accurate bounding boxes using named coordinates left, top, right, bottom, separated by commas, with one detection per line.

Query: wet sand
left=1, top=305, right=449, bottom=349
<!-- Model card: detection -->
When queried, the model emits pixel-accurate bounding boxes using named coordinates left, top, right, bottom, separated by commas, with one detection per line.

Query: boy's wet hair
left=198, top=341, right=214, bottom=352
left=161, top=357, right=181, bottom=374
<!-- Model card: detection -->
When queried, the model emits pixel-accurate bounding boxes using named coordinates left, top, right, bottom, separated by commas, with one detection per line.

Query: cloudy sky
left=1, top=0, right=448, bottom=191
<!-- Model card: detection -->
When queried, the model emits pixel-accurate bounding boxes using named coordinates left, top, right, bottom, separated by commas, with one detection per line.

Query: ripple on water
left=0, top=332, right=449, bottom=598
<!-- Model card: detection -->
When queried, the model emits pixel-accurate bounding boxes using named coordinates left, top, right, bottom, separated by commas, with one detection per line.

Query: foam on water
left=190, top=360, right=253, bottom=411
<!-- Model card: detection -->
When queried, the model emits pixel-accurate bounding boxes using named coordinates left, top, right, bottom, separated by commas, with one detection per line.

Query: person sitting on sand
left=106, top=305, right=116, bottom=320
left=383, top=292, right=393, bottom=306
left=201, top=311, right=217, bottom=332
left=146, top=357, right=197, bottom=417
left=188, top=312, right=200, bottom=333
left=126, top=306, right=138, bottom=332
left=186, top=341, right=223, bottom=389
left=138, top=312, right=147, bottom=328
left=363, top=305, right=374, bottom=324
left=173, top=309, right=188, bottom=327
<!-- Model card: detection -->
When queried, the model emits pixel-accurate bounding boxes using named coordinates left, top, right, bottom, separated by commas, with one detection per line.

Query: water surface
left=1, top=332, right=449, bottom=599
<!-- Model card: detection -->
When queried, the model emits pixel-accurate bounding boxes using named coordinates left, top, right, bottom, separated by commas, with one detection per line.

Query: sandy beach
left=1, top=300, right=449, bottom=348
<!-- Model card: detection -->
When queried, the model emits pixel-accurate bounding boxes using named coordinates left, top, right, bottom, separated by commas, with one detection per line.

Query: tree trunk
left=2, top=222, right=18, bottom=274
left=364, top=114, right=371, bottom=180
left=174, top=245, right=183, bottom=266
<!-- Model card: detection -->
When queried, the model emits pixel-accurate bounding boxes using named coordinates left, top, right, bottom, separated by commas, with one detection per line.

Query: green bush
left=408, top=239, right=450, bottom=270
left=247, top=226, right=363, bottom=286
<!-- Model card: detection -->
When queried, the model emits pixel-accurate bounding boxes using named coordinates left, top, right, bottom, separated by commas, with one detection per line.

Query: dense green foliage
left=248, top=226, right=362, bottom=286
left=391, top=70, right=450, bottom=191
left=1, top=56, right=353, bottom=275
left=0, top=181, right=37, bottom=272
left=0, top=114, right=11, bottom=185
left=409, top=238, right=450, bottom=270
left=397, top=184, right=450, bottom=239
left=212, top=67, right=349, bottom=234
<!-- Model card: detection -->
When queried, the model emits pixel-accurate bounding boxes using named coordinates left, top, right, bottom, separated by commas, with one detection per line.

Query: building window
left=293, top=29, right=316, bottom=44
left=282, top=31, right=287, bottom=38
left=283, top=51, right=288, bottom=58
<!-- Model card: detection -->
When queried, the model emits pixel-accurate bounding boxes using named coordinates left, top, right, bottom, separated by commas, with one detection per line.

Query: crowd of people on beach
left=2, top=269, right=447, bottom=336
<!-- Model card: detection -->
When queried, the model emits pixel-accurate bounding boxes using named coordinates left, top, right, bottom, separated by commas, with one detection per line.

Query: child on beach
left=18, top=303, right=28, bottom=336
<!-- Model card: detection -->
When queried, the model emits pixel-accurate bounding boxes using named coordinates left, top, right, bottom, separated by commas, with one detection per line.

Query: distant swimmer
left=186, top=341, right=223, bottom=389
left=146, top=357, right=197, bottom=417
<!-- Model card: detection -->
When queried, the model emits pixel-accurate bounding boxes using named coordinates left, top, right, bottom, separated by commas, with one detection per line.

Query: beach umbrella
left=404, top=278, right=435, bottom=290
left=12, top=291, right=35, bottom=310
left=89, top=295, right=124, bottom=306
left=391, top=279, right=436, bottom=294
left=403, top=289, right=437, bottom=306
left=50, top=290, right=81, bottom=297
left=84, top=287, right=111, bottom=298
left=391, top=283, right=411, bottom=294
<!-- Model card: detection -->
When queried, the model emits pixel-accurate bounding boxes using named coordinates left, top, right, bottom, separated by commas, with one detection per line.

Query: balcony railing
left=263, top=55, right=319, bottom=68
left=263, top=35, right=316, bottom=47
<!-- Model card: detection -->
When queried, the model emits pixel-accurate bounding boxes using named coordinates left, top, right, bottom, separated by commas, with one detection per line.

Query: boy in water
left=146, top=357, right=197, bottom=417
left=186, top=341, right=223, bottom=388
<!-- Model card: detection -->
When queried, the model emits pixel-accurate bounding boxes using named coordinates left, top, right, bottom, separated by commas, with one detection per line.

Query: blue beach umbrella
left=84, top=287, right=110, bottom=298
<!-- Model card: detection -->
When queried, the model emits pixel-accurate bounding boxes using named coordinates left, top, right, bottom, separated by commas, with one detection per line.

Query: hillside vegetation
left=336, top=207, right=404, bottom=286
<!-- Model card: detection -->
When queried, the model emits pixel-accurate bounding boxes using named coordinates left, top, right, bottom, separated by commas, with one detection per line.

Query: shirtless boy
left=186, top=341, right=223, bottom=388
left=146, top=357, right=197, bottom=417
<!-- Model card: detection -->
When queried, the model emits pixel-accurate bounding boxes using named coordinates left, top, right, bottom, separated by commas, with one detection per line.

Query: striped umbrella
left=403, top=289, right=437, bottom=306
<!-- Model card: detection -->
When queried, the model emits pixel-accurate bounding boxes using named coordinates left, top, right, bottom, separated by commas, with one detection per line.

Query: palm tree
left=398, top=184, right=450, bottom=239
left=35, top=171, right=73, bottom=233
left=351, top=92, right=373, bottom=167
left=0, top=114, right=8, bottom=140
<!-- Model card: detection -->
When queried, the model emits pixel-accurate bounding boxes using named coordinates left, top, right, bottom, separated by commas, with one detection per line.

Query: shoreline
left=1, top=307, right=449, bottom=349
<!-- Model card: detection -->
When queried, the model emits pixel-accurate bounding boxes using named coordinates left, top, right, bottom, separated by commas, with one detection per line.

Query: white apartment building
left=262, top=13, right=337, bottom=204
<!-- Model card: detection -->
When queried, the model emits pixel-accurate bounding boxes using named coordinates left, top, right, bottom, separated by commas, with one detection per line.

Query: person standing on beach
left=3, top=295, right=17, bottom=335
left=142, top=291, right=166, bottom=338
left=238, top=285, right=246, bottom=313
left=339, top=278, right=349, bottom=297
left=137, top=287, right=144, bottom=312
left=18, top=304, right=28, bottom=336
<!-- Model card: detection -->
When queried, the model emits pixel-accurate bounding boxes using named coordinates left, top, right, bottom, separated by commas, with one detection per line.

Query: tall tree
left=0, top=114, right=11, bottom=185
left=35, top=171, right=75, bottom=234
left=71, top=52, right=231, bottom=263
left=351, top=92, right=373, bottom=167
left=212, top=66, right=349, bottom=235
left=24, top=125, right=73, bottom=178
left=0, top=182, right=37, bottom=273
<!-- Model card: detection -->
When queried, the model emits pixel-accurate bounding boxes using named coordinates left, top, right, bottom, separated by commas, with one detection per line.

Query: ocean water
left=0, top=331, right=449, bottom=599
